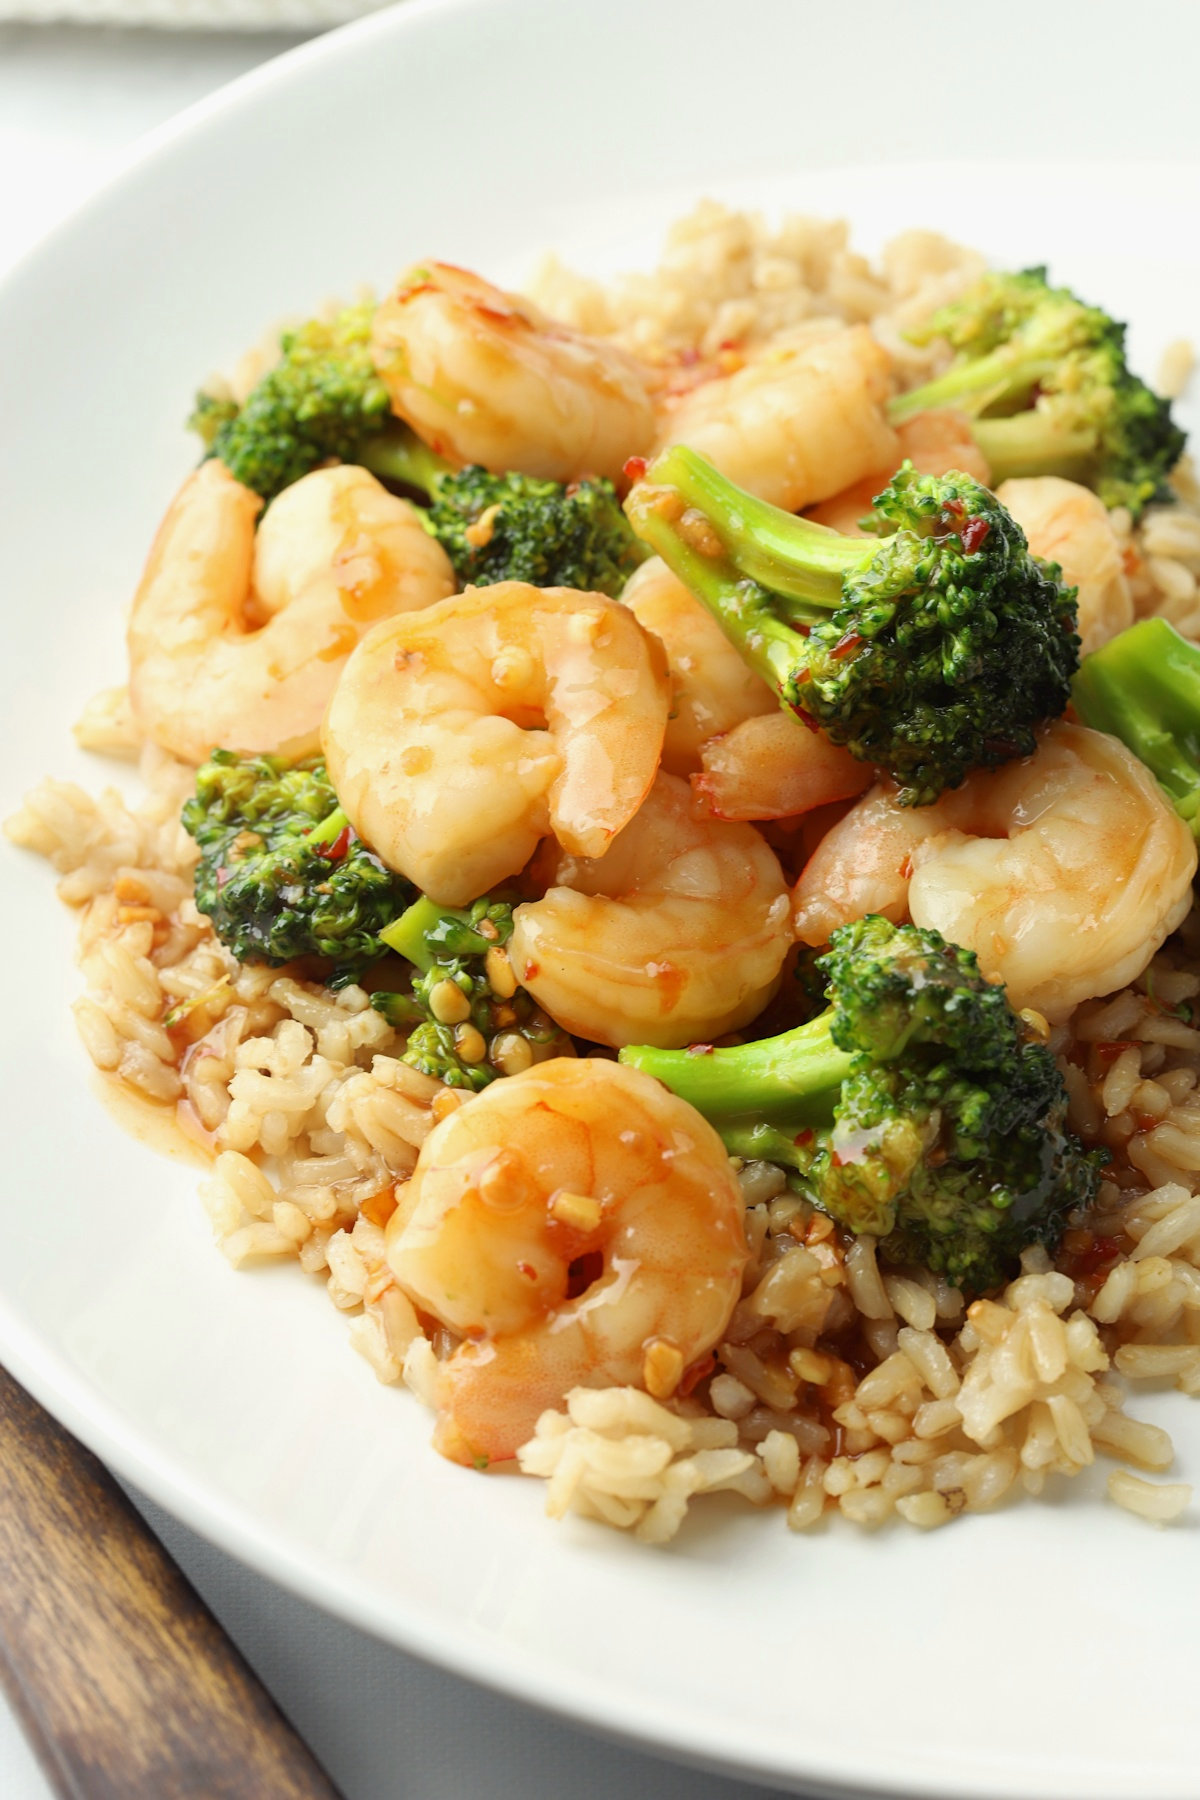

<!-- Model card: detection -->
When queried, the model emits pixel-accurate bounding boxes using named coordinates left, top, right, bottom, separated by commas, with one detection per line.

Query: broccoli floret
left=621, top=917, right=1103, bottom=1295
left=371, top=895, right=568, bottom=1090
left=189, top=303, right=392, bottom=503
left=891, top=268, right=1185, bottom=519
left=182, top=751, right=410, bottom=983
left=363, top=429, right=644, bottom=594
left=625, top=447, right=1080, bottom=806
left=1071, top=617, right=1200, bottom=834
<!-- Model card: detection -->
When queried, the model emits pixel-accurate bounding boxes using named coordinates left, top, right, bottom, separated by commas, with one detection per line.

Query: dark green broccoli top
left=424, top=466, right=644, bottom=596
left=1072, top=616, right=1200, bottom=835
left=621, top=916, right=1104, bottom=1295
left=892, top=267, right=1185, bottom=519
left=372, top=895, right=568, bottom=1090
left=190, top=304, right=392, bottom=504
left=182, top=751, right=410, bottom=984
left=626, top=448, right=1080, bottom=806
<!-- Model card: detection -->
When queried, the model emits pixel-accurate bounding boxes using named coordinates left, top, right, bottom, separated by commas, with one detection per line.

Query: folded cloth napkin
left=0, top=0, right=387, bottom=25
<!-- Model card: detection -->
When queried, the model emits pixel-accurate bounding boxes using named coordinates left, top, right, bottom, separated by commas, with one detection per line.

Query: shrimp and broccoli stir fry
left=18, top=204, right=1200, bottom=1540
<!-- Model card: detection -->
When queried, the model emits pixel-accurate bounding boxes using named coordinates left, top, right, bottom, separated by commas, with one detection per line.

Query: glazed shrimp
left=370, top=262, right=656, bottom=482
left=807, top=407, right=991, bottom=536
left=694, top=712, right=873, bottom=822
left=657, top=324, right=900, bottom=513
left=620, top=555, right=775, bottom=776
left=388, top=1058, right=749, bottom=1466
left=996, top=476, right=1134, bottom=656
left=508, top=773, right=792, bottom=1048
left=794, top=722, right=1196, bottom=1020
left=127, top=461, right=454, bottom=764
left=323, top=582, right=669, bottom=907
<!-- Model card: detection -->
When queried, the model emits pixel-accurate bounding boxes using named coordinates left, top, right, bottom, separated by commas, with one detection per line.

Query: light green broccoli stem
left=969, top=412, right=1096, bottom=486
left=303, top=807, right=350, bottom=848
left=1071, top=617, right=1200, bottom=836
left=378, top=894, right=455, bottom=971
left=625, top=448, right=873, bottom=697
left=619, top=1015, right=856, bottom=1167
left=358, top=424, right=453, bottom=496
left=887, top=345, right=1056, bottom=426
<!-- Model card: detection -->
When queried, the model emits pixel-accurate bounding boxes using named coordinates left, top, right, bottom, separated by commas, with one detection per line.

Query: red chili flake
left=623, top=456, right=649, bottom=483
left=793, top=621, right=812, bottom=637
left=793, top=1128, right=815, bottom=1148
left=323, top=825, right=352, bottom=862
left=1093, top=1040, right=1138, bottom=1065
left=686, top=1042, right=715, bottom=1057
left=960, top=516, right=991, bottom=554
left=678, top=1352, right=717, bottom=1399
left=941, top=498, right=966, bottom=521
left=831, top=631, right=862, bottom=661
left=1073, top=1234, right=1127, bottom=1279
left=517, top=1261, right=538, bottom=1281
left=794, top=667, right=812, bottom=684
left=215, top=865, right=230, bottom=890
left=899, top=855, right=914, bottom=881
left=792, top=705, right=820, bottom=733
left=1134, top=1111, right=1162, bottom=1134
left=523, top=960, right=540, bottom=980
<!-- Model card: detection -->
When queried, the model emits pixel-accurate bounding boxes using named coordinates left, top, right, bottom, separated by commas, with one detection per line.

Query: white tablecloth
left=0, top=24, right=795, bottom=1799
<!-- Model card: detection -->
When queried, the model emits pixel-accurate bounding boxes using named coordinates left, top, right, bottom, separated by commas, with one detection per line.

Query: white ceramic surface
left=1, top=4, right=1199, bottom=1795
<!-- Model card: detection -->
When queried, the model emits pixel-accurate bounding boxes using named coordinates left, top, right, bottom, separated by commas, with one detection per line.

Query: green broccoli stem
left=378, top=895, right=454, bottom=971
left=625, top=447, right=877, bottom=696
left=637, top=445, right=876, bottom=606
left=303, top=807, right=351, bottom=847
left=1071, top=617, right=1200, bottom=835
left=970, top=413, right=1096, bottom=487
left=358, top=423, right=453, bottom=497
left=887, top=347, right=1057, bottom=427
left=619, top=1014, right=856, bottom=1168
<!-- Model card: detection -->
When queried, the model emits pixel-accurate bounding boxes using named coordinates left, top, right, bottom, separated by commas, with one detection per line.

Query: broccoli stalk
left=182, top=752, right=411, bottom=984
left=890, top=268, right=1185, bottom=518
left=621, top=916, right=1103, bottom=1295
left=190, top=304, right=643, bottom=594
left=1071, top=617, right=1200, bottom=834
left=625, top=446, right=1080, bottom=805
left=372, top=895, right=569, bottom=1090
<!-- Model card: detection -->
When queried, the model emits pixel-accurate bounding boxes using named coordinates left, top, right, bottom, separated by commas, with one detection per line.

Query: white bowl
left=2, top=4, right=1200, bottom=1794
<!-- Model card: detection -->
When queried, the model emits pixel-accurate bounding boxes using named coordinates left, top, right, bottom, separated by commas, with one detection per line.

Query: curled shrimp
left=508, top=773, right=792, bottom=1048
left=807, top=407, right=991, bottom=536
left=388, top=1058, right=749, bottom=1466
left=322, top=581, right=669, bottom=907
left=694, top=712, right=873, bottom=822
left=996, top=476, right=1134, bottom=656
left=657, top=324, right=900, bottom=513
left=127, top=461, right=453, bottom=764
left=370, top=261, right=656, bottom=482
left=794, top=721, right=1196, bottom=1020
left=620, top=555, right=775, bottom=776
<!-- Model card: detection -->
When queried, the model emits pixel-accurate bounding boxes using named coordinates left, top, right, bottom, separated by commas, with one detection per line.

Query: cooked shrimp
left=620, top=555, right=774, bottom=775
left=794, top=722, right=1196, bottom=1020
left=806, top=408, right=991, bottom=536
left=996, top=476, right=1134, bottom=656
left=388, top=1058, right=749, bottom=1466
left=370, top=261, right=656, bottom=482
left=323, top=581, right=669, bottom=907
left=508, top=773, right=791, bottom=1048
left=657, top=324, right=900, bottom=513
left=694, top=712, right=873, bottom=822
left=127, top=461, right=454, bottom=764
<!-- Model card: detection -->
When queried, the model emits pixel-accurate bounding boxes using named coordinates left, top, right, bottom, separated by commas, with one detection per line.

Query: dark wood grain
left=0, top=1363, right=345, bottom=1800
